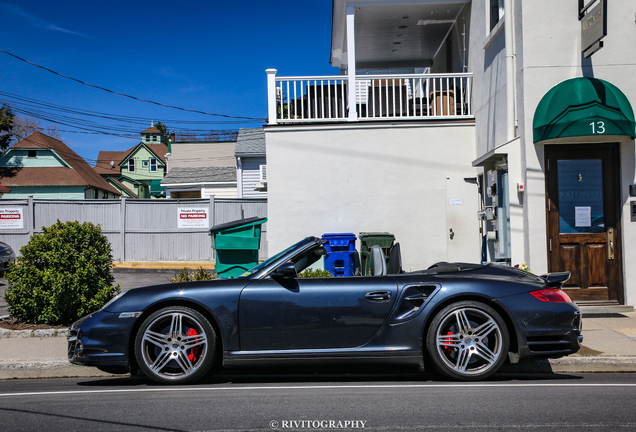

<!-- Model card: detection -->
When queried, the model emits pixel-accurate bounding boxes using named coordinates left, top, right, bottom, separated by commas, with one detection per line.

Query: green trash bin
left=210, top=217, right=267, bottom=279
left=359, top=232, right=395, bottom=276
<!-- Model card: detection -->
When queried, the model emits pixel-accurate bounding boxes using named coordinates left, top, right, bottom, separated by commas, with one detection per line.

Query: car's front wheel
left=135, top=306, right=216, bottom=384
left=426, top=300, right=509, bottom=380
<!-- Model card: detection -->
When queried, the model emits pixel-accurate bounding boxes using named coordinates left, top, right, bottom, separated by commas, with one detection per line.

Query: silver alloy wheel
left=435, top=307, right=503, bottom=376
left=140, top=311, right=208, bottom=381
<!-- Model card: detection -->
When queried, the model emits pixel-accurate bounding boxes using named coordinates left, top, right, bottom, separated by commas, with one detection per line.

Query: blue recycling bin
left=321, top=233, right=357, bottom=277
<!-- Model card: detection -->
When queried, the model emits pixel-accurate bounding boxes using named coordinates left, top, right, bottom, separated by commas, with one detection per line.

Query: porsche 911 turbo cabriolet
left=68, top=236, right=582, bottom=383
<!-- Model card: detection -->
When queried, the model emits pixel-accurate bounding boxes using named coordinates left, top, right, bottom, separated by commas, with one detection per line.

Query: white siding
left=203, top=185, right=237, bottom=199
left=168, top=142, right=236, bottom=169
left=266, top=123, right=478, bottom=271
left=241, top=157, right=267, bottom=198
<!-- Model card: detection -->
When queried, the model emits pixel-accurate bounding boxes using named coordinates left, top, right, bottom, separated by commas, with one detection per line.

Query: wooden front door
left=545, top=144, right=623, bottom=304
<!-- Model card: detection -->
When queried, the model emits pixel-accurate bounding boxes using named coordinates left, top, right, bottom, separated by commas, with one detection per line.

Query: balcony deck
left=267, top=72, right=473, bottom=125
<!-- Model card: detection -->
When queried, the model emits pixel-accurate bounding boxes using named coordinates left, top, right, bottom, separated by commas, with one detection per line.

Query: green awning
left=533, top=77, right=635, bottom=143
left=149, top=179, right=166, bottom=196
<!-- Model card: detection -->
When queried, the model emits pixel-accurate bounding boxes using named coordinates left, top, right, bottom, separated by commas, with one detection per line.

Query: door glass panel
left=557, top=159, right=604, bottom=233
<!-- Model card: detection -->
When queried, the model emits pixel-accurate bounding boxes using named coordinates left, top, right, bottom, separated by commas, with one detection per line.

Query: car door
left=238, top=276, right=398, bottom=351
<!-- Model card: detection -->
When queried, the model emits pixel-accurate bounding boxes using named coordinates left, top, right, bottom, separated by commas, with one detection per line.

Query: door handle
left=365, top=291, right=392, bottom=301
left=607, top=228, right=615, bottom=260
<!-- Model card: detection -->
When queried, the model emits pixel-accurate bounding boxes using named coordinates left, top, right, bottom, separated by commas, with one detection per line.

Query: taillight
left=530, top=288, right=572, bottom=303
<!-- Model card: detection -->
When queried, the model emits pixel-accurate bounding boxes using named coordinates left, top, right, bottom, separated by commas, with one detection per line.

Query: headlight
left=100, top=291, right=127, bottom=311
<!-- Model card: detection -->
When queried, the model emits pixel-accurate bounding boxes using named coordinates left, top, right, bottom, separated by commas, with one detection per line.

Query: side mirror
left=272, top=261, right=296, bottom=278
left=314, top=246, right=327, bottom=256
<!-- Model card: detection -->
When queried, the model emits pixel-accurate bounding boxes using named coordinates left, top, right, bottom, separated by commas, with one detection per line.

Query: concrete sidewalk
left=1, top=312, right=635, bottom=380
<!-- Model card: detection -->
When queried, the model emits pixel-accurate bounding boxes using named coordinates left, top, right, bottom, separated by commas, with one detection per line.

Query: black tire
left=135, top=306, right=216, bottom=384
left=426, top=300, right=509, bottom=381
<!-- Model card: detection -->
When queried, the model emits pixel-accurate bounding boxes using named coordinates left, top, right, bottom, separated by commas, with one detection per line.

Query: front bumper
left=68, top=310, right=136, bottom=370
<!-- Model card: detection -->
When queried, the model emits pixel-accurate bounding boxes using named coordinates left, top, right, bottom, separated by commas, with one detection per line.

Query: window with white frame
left=259, top=164, right=267, bottom=183
left=149, top=158, right=157, bottom=172
left=128, top=158, right=136, bottom=173
left=489, top=0, right=504, bottom=31
left=142, top=160, right=149, bottom=167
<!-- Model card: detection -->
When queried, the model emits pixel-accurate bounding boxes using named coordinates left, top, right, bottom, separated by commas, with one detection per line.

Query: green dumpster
left=359, top=232, right=395, bottom=276
left=210, top=217, right=267, bottom=279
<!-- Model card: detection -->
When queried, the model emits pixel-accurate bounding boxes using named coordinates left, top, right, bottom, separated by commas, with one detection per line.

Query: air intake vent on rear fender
left=391, top=284, right=439, bottom=323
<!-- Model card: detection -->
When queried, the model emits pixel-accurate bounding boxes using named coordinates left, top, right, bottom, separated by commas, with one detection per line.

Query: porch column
left=266, top=69, right=278, bottom=125
left=346, top=5, right=357, bottom=121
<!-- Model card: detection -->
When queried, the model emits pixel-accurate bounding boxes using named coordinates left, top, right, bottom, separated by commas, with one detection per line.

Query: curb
left=0, top=357, right=634, bottom=381
left=0, top=360, right=119, bottom=380
left=112, top=262, right=215, bottom=270
left=549, top=356, right=636, bottom=373
left=501, top=356, right=636, bottom=374
left=0, top=328, right=67, bottom=339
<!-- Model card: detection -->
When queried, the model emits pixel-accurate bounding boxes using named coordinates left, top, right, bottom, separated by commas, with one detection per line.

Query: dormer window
left=152, top=135, right=157, bottom=142
left=128, top=158, right=136, bottom=173
left=27, top=150, right=37, bottom=158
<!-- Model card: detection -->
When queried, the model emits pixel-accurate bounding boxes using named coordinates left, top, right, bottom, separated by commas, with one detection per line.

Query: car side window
left=292, top=246, right=327, bottom=274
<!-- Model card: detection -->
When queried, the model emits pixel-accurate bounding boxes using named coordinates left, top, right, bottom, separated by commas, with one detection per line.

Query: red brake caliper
left=443, top=330, right=454, bottom=353
left=187, top=327, right=200, bottom=363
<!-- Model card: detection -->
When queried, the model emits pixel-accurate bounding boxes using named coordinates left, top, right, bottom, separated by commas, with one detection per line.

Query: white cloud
left=0, top=3, right=90, bottom=38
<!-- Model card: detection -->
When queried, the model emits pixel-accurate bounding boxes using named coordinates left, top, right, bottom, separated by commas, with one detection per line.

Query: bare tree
left=12, top=116, right=61, bottom=142
left=174, top=131, right=197, bottom=142
left=174, top=130, right=239, bottom=142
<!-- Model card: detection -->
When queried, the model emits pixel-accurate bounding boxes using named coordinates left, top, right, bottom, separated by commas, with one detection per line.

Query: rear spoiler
left=540, top=272, right=571, bottom=288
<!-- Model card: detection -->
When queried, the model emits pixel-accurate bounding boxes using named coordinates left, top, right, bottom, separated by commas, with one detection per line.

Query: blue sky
left=0, top=1, right=334, bottom=164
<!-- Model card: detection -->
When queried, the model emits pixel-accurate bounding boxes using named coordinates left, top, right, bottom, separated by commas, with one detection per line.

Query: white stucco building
left=265, top=0, right=636, bottom=308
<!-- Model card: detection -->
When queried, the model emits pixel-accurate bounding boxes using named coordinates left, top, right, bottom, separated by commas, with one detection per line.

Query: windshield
left=237, top=238, right=314, bottom=278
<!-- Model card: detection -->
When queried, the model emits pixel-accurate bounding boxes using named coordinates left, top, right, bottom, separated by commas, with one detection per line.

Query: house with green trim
left=0, top=132, right=120, bottom=199
left=94, top=126, right=168, bottom=198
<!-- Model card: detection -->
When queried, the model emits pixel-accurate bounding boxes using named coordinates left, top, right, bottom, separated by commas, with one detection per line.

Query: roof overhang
left=235, top=153, right=266, bottom=158
left=533, top=77, right=636, bottom=143
left=331, top=0, right=469, bottom=70
left=162, top=182, right=237, bottom=187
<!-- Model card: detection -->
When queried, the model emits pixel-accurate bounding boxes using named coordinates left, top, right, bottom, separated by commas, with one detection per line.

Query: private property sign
left=177, top=208, right=209, bottom=229
left=0, top=208, right=24, bottom=230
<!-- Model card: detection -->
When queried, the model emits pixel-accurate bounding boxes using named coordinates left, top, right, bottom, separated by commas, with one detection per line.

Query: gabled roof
left=106, top=177, right=139, bottom=198
left=2, top=132, right=120, bottom=195
left=94, top=150, right=128, bottom=176
left=161, top=167, right=236, bottom=185
left=141, top=126, right=161, bottom=134
left=235, top=128, right=266, bottom=155
left=116, top=174, right=145, bottom=185
left=118, top=143, right=169, bottom=166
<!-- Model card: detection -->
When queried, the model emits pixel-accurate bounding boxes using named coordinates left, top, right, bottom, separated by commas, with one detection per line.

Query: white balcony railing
left=266, top=70, right=473, bottom=124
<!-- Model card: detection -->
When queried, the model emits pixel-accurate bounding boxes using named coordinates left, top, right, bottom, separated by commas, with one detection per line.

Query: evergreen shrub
left=4, top=220, right=120, bottom=324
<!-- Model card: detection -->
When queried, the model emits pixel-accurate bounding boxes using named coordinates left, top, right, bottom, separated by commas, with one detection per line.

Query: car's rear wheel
left=135, top=306, right=216, bottom=384
left=426, top=300, right=509, bottom=381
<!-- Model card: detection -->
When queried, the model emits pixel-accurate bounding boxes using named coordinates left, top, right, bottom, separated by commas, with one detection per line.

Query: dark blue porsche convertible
left=68, top=237, right=582, bottom=383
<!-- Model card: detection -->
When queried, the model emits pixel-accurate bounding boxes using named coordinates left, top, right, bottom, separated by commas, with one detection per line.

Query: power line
left=0, top=91, right=253, bottom=141
left=0, top=48, right=267, bottom=121
left=0, top=91, right=258, bottom=126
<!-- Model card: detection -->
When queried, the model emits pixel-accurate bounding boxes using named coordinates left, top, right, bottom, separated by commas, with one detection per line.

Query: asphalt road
left=0, top=372, right=634, bottom=431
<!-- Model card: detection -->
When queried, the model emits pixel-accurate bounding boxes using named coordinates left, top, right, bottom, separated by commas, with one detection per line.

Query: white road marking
left=0, top=382, right=635, bottom=398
